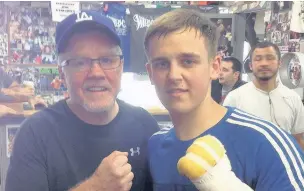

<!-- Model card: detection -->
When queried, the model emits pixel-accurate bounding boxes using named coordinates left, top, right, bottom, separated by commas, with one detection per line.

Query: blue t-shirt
left=149, top=107, right=304, bottom=191
left=104, top=3, right=131, bottom=72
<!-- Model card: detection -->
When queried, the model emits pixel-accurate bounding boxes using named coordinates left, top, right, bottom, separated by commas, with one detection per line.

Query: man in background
left=219, top=56, right=246, bottom=103
left=224, top=41, right=304, bottom=149
left=211, top=57, right=246, bottom=104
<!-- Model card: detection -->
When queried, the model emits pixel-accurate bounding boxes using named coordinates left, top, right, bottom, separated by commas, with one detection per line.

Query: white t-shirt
left=223, top=82, right=304, bottom=134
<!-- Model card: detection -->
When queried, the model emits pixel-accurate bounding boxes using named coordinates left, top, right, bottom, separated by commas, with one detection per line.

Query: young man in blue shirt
left=144, top=9, right=304, bottom=191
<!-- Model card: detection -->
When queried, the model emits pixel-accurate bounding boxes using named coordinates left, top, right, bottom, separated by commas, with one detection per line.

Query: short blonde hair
left=144, top=9, right=219, bottom=59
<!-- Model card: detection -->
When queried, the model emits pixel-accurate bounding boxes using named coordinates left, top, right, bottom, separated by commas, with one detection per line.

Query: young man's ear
left=146, top=62, right=154, bottom=85
left=210, top=55, right=221, bottom=80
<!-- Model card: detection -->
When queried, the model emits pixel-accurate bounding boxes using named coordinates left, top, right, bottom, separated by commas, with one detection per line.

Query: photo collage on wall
left=0, top=3, right=8, bottom=66
left=265, top=6, right=303, bottom=55
left=266, top=11, right=291, bottom=54
left=9, top=7, right=57, bottom=65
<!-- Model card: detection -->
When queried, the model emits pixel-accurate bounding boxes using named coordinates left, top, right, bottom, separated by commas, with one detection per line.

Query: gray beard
left=82, top=99, right=115, bottom=113
left=68, top=92, right=116, bottom=113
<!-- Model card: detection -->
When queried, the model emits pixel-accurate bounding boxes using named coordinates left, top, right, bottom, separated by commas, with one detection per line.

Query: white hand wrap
left=177, top=135, right=254, bottom=191
left=192, top=154, right=253, bottom=191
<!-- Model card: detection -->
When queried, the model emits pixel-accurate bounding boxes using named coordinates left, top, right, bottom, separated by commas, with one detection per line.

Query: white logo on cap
left=75, top=12, right=93, bottom=23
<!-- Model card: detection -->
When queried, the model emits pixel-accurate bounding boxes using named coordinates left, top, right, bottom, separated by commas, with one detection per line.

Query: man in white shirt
left=223, top=41, right=304, bottom=149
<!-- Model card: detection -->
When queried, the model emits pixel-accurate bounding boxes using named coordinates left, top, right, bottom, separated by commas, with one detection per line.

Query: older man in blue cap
left=6, top=11, right=159, bottom=191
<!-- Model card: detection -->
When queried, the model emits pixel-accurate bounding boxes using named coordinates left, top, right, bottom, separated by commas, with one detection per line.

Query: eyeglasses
left=60, top=55, right=123, bottom=72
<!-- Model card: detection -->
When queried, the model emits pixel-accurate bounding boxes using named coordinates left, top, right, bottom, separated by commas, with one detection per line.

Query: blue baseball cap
left=55, top=10, right=121, bottom=53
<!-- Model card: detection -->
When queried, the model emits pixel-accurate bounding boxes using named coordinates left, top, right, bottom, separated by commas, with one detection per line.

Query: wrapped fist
left=177, top=135, right=253, bottom=191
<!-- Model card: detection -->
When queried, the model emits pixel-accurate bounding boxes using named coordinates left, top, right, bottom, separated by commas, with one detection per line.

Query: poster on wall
left=51, top=1, right=80, bottom=22
left=128, top=5, right=171, bottom=74
left=6, top=125, right=19, bottom=158
left=9, top=7, right=57, bottom=65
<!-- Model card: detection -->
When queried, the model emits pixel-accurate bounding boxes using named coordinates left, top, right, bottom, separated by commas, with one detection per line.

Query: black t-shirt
left=5, top=99, right=159, bottom=191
